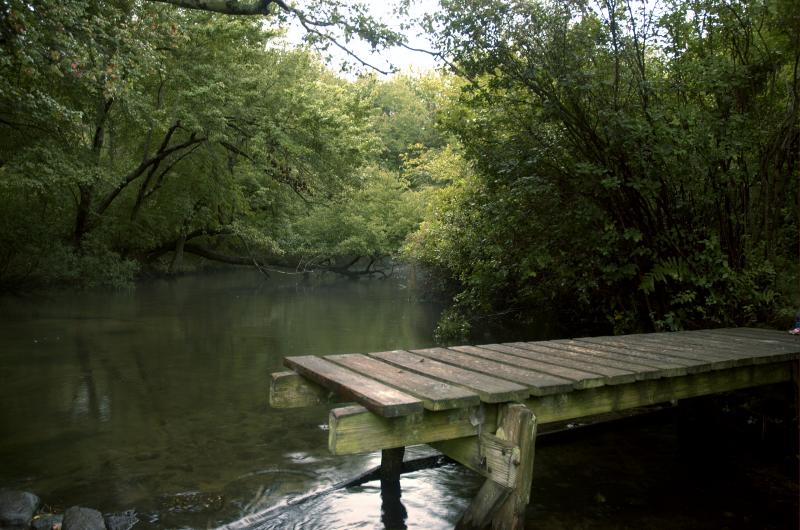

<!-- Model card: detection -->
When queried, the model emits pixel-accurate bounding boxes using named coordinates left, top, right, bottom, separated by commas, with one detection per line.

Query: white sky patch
left=276, top=0, right=443, bottom=78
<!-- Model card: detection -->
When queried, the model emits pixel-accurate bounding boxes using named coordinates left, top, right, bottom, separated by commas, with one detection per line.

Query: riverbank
left=0, top=490, right=137, bottom=530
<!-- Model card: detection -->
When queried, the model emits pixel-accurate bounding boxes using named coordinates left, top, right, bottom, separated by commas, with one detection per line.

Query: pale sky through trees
left=280, top=0, right=442, bottom=76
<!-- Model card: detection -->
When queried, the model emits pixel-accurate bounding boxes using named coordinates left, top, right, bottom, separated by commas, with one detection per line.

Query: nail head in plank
left=326, top=353, right=480, bottom=411
left=370, top=350, right=529, bottom=403
left=410, top=347, right=574, bottom=395
left=284, top=355, right=423, bottom=418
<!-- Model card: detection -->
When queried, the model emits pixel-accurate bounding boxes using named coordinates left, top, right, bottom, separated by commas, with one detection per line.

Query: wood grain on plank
left=512, top=342, right=667, bottom=380
left=449, top=345, right=609, bottom=389
left=689, top=329, right=800, bottom=352
left=561, top=339, right=701, bottom=372
left=604, top=335, right=746, bottom=367
left=708, top=327, right=800, bottom=343
left=326, top=353, right=480, bottom=411
left=547, top=339, right=687, bottom=371
left=370, top=350, right=529, bottom=403
left=490, top=343, right=639, bottom=384
left=410, top=347, right=574, bottom=396
left=284, top=355, right=422, bottom=418
left=573, top=336, right=722, bottom=370
left=632, top=332, right=799, bottom=364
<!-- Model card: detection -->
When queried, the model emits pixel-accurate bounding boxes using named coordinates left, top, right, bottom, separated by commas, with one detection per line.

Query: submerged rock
left=104, top=510, right=139, bottom=530
left=0, top=490, right=40, bottom=528
left=62, top=506, right=105, bottom=530
left=31, top=514, right=63, bottom=530
left=159, top=491, right=224, bottom=513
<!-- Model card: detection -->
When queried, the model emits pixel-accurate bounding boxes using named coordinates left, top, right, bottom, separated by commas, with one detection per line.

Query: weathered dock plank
left=496, top=342, right=644, bottom=381
left=558, top=340, right=698, bottom=374
left=706, top=327, right=798, bottom=343
left=480, top=343, right=635, bottom=384
left=689, top=329, right=800, bottom=350
left=573, top=336, right=722, bottom=371
left=450, top=345, right=610, bottom=389
left=410, top=347, right=574, bottom=395
left=326, top=353, right=480, bottom=411
left=632, top=333, right=799, bottom=365
left=602, top=335, right=748, bottom=367
left=546, top=340, right=688, bottom=373
left=370, top=350, right=529, bottom=403
left=284, top=355, right=423, bottom=418
left=516, top=341, right=670, bottom=380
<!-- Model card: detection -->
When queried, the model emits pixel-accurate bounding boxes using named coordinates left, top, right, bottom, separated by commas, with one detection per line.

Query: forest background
left=1, top=0, right=798, bottom=339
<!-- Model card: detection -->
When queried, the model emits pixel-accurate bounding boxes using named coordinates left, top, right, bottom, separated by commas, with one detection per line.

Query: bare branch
left=295, top=14, right=393, bottom=75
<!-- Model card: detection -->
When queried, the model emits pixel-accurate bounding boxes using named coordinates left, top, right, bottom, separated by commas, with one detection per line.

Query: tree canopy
left=0, top=0, right=437, bottom=287
left=2, top=0, right=797, bottom=338
left=408, top=0, right=800, bottom=336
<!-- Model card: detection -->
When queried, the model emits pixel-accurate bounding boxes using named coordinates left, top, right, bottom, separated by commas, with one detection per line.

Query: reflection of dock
left=270, top=328, right=799, bottom=529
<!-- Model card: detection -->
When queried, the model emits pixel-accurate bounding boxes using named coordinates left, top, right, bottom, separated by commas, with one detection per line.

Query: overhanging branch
left=149, top=0, right=276, bottom=15
left=147, top=0, right=407, bottom=74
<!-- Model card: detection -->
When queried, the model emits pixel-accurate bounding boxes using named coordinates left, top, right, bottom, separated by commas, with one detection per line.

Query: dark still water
left=0, top=271, right=797, bottom=529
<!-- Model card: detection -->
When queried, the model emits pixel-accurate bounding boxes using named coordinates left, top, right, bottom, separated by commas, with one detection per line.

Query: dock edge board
left=328, top=361, right=795, bottom=455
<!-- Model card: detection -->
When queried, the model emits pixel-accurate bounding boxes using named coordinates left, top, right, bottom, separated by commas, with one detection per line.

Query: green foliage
left=359, top=72, right=453, bottom=169
left=410, top=0, right=800, bottom=333
left=0, top=0, right=398, bottom=289
left=0, top=0, right=462, bottom=291
left=287, top=167, right=424, bottom=267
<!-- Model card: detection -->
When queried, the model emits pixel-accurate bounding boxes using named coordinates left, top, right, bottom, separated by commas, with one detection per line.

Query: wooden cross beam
left=325, top=362, right=794, bottom=454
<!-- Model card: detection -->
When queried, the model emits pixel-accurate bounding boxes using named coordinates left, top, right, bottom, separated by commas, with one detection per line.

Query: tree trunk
left=168, top=230, right=187, bottom=273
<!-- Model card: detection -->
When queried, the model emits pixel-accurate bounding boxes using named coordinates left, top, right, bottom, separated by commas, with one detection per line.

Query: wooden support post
left=380, top=447, right=405, bottom=481
left=379, top=447, right=407, bottom=529
left=457, top=403, right=537, bottom=530
left=493, top=404, right=537, bottom=530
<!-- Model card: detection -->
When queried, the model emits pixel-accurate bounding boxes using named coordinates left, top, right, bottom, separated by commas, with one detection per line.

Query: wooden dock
left=269, top=327, right=799, bottom=529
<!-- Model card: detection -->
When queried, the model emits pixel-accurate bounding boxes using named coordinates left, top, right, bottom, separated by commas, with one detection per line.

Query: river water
left=0, top=271, right=796, bottom=529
